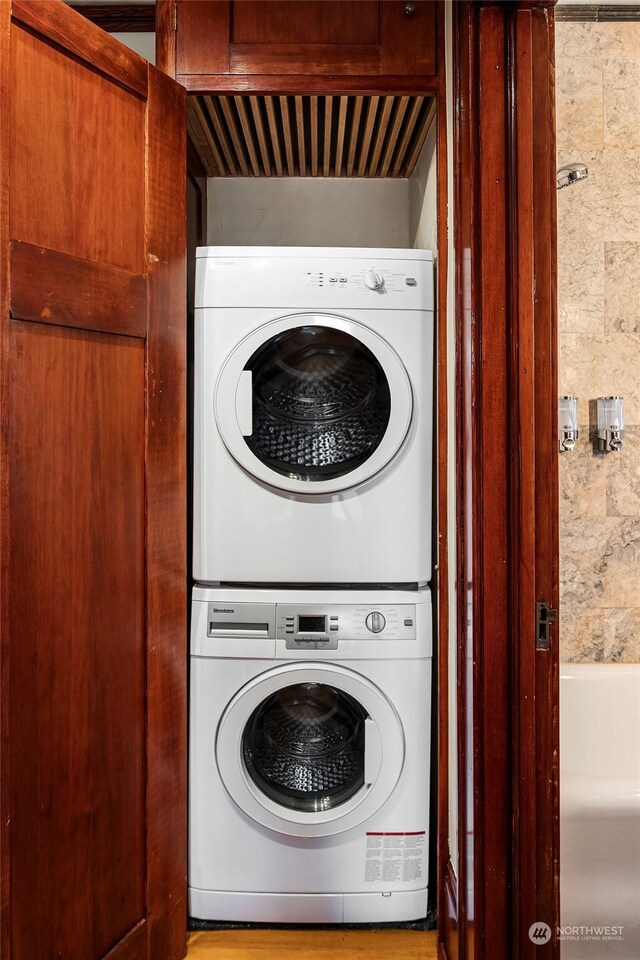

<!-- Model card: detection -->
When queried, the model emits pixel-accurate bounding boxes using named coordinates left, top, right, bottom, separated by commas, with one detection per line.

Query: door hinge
left=536, top=601, right=557, bottom=651
left=174, top=2, right=178, bottom=31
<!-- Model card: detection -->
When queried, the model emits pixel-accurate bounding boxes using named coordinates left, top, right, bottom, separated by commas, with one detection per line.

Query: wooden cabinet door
left=0, top=3, right=186, bottom=959
left=175, top=0, right=437, bottom=81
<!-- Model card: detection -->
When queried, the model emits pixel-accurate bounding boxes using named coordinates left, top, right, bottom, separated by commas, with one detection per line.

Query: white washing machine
left=193, top=247, right=434, bottom=585
left=189, top=585, right=432, bottom=924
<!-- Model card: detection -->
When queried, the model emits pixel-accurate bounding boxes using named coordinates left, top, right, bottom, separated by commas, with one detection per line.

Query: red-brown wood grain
left=178, top=75, right=441, bottom=95
left=144, top=64, right=187, bottom=960
left=525, top=7, right=561, bottom=956
left=156, top=0, right=178, bottom=79
left=432, top=4, right=453, bottom=953
left=12, top=0, right=148, bottom=98
left=9, top=322, right=147, bottom=959
left=172, top=0, right=437, bottom=85
left=451, top=6, right=474, bottom=958
left=232, top=1, right=380, bottom=45
left=451, top=2, right=560, bottom=958
left=380, top=0, right=437, bottom=75
left=1, top=3, right=187, bottom=959
left=10, top=21, right=146, bottom=273
left=0, top=7, right=12, bottom=953
left=10, top=241, right=148, bottom=338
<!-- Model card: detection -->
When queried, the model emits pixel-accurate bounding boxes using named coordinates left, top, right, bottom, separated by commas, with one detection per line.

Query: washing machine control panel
left=277, top=603, right=416, bottom=649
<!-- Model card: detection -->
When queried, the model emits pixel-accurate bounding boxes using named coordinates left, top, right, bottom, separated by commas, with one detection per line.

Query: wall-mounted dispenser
left=559, top=396, right=579, bottom=452
left=596, top=396, right=624, bottom=452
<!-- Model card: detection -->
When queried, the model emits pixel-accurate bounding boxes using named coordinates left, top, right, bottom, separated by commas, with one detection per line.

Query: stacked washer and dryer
left=190, top=247, right=434, bottom=924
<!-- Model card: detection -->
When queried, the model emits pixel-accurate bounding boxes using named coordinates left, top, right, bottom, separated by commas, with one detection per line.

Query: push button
left=404, top=618, right=414, bottom=627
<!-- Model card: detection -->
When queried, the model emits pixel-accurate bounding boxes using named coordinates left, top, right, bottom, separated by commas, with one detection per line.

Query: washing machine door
left=214, top=314, right=413, bottom=495
left=215, top=663, right=405, bottom=837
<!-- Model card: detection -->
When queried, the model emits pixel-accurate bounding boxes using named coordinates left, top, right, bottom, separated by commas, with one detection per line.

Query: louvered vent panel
left=187, top=94, right=435, bottom=178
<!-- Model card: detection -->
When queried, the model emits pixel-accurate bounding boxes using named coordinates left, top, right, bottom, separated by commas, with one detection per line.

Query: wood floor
left=186, top=929, right=439, bottom=960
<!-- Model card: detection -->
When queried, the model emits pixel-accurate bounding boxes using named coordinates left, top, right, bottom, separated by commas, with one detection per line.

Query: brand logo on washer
left=213, top=608, right=235, bottom=613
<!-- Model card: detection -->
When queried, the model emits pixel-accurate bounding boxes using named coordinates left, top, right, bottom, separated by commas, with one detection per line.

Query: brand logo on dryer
left=213, top=608, right=235, bottom=613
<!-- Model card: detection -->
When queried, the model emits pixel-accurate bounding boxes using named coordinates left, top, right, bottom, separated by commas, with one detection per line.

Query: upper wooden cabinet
left=174, top=0, right=437, bottom=85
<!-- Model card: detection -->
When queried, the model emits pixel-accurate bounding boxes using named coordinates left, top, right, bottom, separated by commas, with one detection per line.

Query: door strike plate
left=536, top=601, right=557, bottom=651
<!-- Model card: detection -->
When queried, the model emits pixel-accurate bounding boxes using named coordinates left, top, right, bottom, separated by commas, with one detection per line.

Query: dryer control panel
left=276, top=603, right=416, bottom=650
left=196, top=250, right=434, bottom=312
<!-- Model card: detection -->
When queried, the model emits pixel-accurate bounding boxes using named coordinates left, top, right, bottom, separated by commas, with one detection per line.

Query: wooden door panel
left=231, top=1, right=380, bottom=44
left=10, top=241, right=148, bottom=337
left=450, top=3, right=560, bottom=957
left=229, top=43, right=381, bottom=76
left=10, top=22, right=145, bottom=272
left=380, top=0, right=436, bottom=75
left=1, top=3, right=187, bottom=959
left=9, top=323, right=146, bottom=960
left=175, top=0, right=436, bottom=80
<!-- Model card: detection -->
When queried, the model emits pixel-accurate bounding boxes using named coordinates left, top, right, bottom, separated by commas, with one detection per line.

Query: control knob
left=365, top=611, right=386, bottom=633
left=364, top=269, right=384, bottom=291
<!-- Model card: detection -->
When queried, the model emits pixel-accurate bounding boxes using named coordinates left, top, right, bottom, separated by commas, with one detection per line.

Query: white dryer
left=193, top=247, right=434, bottom=585
left=189, top=585, right=432, bottom=924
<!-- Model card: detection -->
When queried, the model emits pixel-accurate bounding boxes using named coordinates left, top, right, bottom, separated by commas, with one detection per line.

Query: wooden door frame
left=442, top=2, right=559, bottom=959
left=158, top=0, right=452, bottom=941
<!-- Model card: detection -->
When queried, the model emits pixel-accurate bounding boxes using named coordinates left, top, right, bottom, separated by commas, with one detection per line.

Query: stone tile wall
left=557, top=22, right=640, bottom=662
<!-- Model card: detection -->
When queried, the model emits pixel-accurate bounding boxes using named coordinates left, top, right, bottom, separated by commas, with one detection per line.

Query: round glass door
left=215, top=314, right=413, bottom=496
left=215, top=663, right=405, bottom=837
left=242, top=682, right=367, bottom=812
left=244, top=326, right=391, bottom=482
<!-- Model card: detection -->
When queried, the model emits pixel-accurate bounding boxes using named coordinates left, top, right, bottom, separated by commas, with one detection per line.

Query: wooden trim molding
left=441, top=861, right=459, bottom=960
left=0, top=5, right=11, bottom=955
left=145, top=64, right=187, bottom=960
left=68, top=3, right=156, bottom=33
left=453, top=2, right=560, bottom=957
left=11, top=0, right=148, bottom=97
left=177, top=75, right=441, bottom=95
left=556, top=3, right=640, bottom=20
left=156, top=0, right=176, bottom=78
left=9, top=241, right=147, bottom=338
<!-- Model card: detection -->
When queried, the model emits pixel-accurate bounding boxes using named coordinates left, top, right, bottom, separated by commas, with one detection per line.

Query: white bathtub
left=561, top=664, right=640, bottom=958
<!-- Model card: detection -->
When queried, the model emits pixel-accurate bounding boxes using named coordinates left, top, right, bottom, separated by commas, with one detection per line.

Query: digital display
left=298, top=615, right=326, bottom=633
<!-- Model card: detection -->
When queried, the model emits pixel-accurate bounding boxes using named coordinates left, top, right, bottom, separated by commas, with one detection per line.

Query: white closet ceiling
left=188, top=93, right=435, bottom=178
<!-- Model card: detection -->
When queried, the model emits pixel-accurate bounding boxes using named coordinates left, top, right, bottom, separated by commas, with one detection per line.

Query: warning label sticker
left=364, top=831, right=426, bottom=883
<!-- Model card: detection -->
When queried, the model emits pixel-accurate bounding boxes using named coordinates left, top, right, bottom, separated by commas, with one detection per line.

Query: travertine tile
left=557, top=147, right=640, bottom=242
left=561, top=517, right=640, bottom=608
left=556, top=58, right=604, bottom=153
left=560, top=518, right=609, bottom=606
left=559, top=440, right=607, bottom=520
left=606, top=426, right=640, bottom=516
left=558, top=237, right=604, bottom=333
left=603, top=608, right=640, bottom=661
left=603, top=59, right=640, bottom=149
left=557, top=21, right=640, bottom=664
left=556, top=22, right=640, bottom=60
left=560, top=607, right=605, bottom=662
left=559, top=331, right=640, bottom=427
left=557, top=148, right=603, bottom=241
left=604, top=241, right=640, bottom=332
left=597, top=517, right=640, bottom=606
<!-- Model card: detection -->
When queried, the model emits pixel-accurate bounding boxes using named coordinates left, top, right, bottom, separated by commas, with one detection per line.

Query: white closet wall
left=207, top=178, right=411, bottom=248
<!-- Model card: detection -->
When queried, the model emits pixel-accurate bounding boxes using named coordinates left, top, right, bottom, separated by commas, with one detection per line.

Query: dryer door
left=214, top=314, right=413, bottom=495
left=215, top=663, right=405, bottom=837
